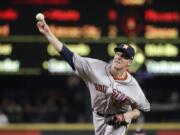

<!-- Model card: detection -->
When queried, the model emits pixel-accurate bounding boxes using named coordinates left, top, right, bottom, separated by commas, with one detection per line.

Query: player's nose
left=117, top=55, right=123, bottom=60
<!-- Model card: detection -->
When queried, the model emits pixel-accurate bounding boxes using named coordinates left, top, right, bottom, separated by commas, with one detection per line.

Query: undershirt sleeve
left=60, top=45, right=75, bottom=70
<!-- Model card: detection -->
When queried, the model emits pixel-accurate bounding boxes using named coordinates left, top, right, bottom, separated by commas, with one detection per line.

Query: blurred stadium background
left=0, top=0, right=180, bottom=134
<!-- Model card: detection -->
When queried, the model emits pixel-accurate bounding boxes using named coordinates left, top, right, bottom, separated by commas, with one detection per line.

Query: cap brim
left=114, top=48, right=132, bottom=59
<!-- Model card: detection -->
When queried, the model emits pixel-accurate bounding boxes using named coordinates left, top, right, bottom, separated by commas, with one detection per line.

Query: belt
left=97, top=112, right=115, bottom=117
left=92, top=109, right=114, bottom=117
left=92, top=108, right=124, bottom=117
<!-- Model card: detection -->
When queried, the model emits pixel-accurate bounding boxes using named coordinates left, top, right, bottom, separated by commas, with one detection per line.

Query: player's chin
left=113, top=63, right=123, bottom=70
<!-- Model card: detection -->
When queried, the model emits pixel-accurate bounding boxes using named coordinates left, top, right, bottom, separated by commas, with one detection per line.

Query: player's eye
left=115, top=52, right=130, bottom=60
left=121, top=53, right=130, bottom=59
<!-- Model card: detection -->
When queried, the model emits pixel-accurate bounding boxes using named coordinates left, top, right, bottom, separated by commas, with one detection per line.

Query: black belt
left=92, top=108, right=124, bottom=117
left=97, top=112, right=115, bottom=117
left=93, top=110, right=114, bottom=117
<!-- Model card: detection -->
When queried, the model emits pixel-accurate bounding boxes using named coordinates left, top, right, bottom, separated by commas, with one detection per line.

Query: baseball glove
left=105, top=114, right=128, bottom=126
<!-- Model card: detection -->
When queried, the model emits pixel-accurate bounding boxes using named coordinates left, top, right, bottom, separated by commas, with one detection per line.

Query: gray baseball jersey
left=72, top=53, right=150, bottom=135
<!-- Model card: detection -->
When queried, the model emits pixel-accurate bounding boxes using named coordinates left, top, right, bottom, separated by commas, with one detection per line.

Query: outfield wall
left=0, top=123, right=180, bottom=135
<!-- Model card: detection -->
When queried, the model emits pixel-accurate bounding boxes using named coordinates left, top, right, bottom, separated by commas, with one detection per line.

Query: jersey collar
left=106, top=64, right=132, bottom=84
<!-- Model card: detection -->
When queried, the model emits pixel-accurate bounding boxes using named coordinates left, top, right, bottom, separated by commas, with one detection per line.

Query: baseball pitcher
left=36, top=15, right=150, bottom=135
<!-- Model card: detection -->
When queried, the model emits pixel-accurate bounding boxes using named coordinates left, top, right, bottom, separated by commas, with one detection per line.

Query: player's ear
left=127, top=60, right=132, bottom=66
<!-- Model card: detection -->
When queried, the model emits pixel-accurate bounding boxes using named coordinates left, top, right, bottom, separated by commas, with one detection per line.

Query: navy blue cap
left=114, top=44, right=135, bottom=60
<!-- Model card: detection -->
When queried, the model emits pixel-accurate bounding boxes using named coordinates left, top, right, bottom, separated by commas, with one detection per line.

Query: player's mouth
left=114, top=61, right=122, bottom=67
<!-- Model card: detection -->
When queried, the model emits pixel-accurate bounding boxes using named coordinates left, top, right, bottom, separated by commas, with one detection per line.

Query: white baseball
left=36, top=13, right=44, bottom=21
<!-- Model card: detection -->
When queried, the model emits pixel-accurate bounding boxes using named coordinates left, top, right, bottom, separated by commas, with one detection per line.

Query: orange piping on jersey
left=114, top=72, right=128, bottom=81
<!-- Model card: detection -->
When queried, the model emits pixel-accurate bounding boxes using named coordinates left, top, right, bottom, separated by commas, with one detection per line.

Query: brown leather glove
left=105, top=114, right=128, bottom=126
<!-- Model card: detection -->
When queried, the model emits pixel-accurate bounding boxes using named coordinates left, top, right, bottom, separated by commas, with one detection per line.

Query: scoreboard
left=0, top=0, right=180, bottom=75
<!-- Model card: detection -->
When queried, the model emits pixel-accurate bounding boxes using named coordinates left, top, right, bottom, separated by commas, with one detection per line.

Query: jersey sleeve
left=59, top=45, right=91, bottom=80
left=130, top=81, right=150, bottom=112
left=131, top=96, right=150, bottom=112
left=73, top=53, right=92, bottom=80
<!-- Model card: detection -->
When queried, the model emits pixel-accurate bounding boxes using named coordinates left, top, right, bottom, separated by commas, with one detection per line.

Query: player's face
left=112, top=51, right=132, bottom=70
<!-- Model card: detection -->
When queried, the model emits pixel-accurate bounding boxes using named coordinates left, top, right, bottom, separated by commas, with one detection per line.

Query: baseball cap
left=114, top=44, right=135, bottom=60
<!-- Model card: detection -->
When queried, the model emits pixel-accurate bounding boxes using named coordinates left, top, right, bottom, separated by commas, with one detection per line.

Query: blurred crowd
left=0, top=75, right=180, bottom=124
left=0, top=75, right=91, bottom=123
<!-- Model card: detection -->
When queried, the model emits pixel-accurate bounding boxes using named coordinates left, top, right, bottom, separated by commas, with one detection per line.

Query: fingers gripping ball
left=36, top=13, right=44, bottom=21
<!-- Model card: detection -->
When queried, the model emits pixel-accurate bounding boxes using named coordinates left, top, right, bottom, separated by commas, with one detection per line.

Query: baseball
left=36, top=13, right=44, bottom=21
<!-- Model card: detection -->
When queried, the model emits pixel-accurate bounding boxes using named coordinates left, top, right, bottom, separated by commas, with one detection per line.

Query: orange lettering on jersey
left=112, top=89, right=128, bottom=104
left=112, top=89, right=119, bottom=98
left=94, top=83, right=107, bottom=93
